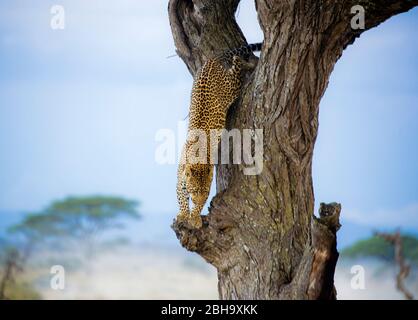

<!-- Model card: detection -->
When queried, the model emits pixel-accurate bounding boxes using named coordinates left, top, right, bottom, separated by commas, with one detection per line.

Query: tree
left=0, top=243, right=41, bottom=300
left=342, top=234, right=418, bottom=266
left=0, top=248, right=23, bottom=300
left=169, top=0, right=418, bottom=299
left=342, top=232, right=418, bottom=300
left=375, top=231, right=415, bottom=300
left=8, top=210, right=65, bottom=261
left=9, top=195, right=140, bottom=259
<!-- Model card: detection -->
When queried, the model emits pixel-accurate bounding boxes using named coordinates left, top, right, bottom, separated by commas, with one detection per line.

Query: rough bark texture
left=169, top=0, right=418, bottom=299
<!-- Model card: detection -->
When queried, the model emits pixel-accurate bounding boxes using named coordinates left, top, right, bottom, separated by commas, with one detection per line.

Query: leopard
left=176, top=43, right=262, bottom=229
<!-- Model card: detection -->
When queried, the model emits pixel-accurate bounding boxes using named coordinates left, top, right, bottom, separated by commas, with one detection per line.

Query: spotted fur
left=176, top=44, right=261, bottom=228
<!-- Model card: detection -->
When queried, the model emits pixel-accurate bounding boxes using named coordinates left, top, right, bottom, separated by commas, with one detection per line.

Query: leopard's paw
left=189, top=215, right=203, bottom=229
left=176, top=212, right=189, bottom=224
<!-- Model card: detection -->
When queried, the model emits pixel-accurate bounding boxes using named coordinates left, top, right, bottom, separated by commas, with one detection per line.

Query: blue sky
left=0, top=1, right=417, bottom=241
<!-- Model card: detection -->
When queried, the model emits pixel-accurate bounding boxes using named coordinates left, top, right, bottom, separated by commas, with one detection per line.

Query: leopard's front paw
left=189, top=215, right=203, bottom=229
left=176, top=212, right=189, bottom=224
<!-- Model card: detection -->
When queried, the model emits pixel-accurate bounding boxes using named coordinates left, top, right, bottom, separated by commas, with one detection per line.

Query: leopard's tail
left=216, top=42, right=263, bottom=61
left=226, top=42, right=262, bottom=57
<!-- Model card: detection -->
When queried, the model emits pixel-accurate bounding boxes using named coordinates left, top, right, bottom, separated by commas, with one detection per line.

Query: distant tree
left=8, top=211, right=64, bottom=260
left=9, top=195, right=140, bottom=259
left=0, top=243, right=39, bottom=300
left=375, top=231, right=414, bottom=300
left=0, top=248, right=23, bottom=300
left=341, top=234, right=418, bottom=266
left=1, top=196, right=139, bottom=299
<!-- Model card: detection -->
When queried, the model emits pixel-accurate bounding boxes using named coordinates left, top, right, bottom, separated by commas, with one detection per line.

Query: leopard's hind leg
left=189, top=202, right=204, bottom=229
left=176, top=163, right=190, bottom=223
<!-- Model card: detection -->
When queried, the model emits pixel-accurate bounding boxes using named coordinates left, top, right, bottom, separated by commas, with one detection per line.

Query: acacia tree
left=169, top=0, right=418, bottom=299
left=9, top=196, right=140, bottom=259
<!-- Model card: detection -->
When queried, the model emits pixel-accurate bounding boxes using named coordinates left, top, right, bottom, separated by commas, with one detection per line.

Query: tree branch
left=171, top=211, right=236, bottom=268
left=335, top=0, right=418, bottom=50
left=279, top=203, right=341, bottom=300
left=168, top=0, right=247, bottom=76
left=348, top=0, right=418, bottom=30
left=376, top=231, right=414, bottom=300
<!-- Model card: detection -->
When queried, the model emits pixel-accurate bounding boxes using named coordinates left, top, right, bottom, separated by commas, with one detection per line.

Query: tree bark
left=169, top=0, right=418, bottom=299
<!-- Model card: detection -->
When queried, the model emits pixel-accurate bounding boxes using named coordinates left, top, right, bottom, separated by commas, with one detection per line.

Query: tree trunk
left=169, top=0, right=418, bottom=299
left=0, top=250, right=21, bottom=300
